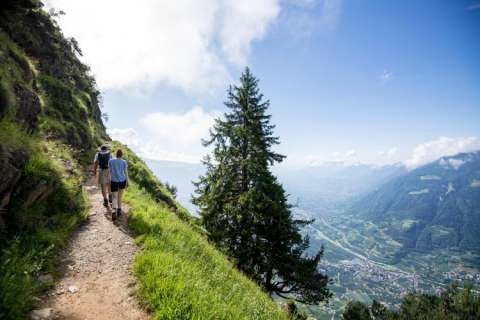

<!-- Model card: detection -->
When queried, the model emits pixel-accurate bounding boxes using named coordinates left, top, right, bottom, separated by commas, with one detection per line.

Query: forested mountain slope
left=352, top=151, right=480, bottom=251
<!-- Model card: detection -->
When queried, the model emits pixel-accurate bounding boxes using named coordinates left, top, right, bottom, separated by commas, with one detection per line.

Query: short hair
left=116, top=149, right=123, bottom=158
left=101, top=145, right=108, bottom=151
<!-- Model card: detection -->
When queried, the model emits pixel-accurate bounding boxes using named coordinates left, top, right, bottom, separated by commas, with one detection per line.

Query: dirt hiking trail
left=33, top=176, right=148, bottom=320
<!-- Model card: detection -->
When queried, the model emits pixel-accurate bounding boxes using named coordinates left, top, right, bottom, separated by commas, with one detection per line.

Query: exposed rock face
left=21, top=180, right=52, bottom=209
left=0, top=146, right=28, bottom=231
left=14, top=82, right=41, bottom=133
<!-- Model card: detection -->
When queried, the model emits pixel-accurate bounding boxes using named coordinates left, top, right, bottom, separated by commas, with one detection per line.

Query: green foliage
left=0, top=30, right=34, bottom=119
left=165, top=182, right=178, bottom=198
left=343, top=301, right=372, bottom=320
left=193, top=67, right=330, bottom=304
left=0, top=77, right=15, bottom=118
left=0, top=240, right=51, bottom=320
left=37, top=74, right=102, bottom=154
left=342, top=284, right=480, bottom=320
left=284, top=301, right=308, bottom=320
left=0, top=2, right=108, bottom=161
left=0, top=119, right=35, bottom=152
left=124, top=182, right=288, bottom=320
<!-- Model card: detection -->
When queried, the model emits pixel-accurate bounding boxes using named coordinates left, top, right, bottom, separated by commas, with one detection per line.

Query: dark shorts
left=111, top=180, right=126, bottom=192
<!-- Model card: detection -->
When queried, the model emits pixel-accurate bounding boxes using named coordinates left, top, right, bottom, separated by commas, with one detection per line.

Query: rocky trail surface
left=31, top=177, right=148, bottom=320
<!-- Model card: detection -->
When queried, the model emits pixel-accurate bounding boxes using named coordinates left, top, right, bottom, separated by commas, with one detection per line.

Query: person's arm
left=93, top=154, right=98, bottom=175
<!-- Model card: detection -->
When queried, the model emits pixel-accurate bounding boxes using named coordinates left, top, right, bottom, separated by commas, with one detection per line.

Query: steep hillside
left=0, top=0, right=108, bottom=231
left=0, top=1, right=108, bottom=317
left=0, top=2, right=290, bottom=319
left=352, top=151, right=480, bottom=252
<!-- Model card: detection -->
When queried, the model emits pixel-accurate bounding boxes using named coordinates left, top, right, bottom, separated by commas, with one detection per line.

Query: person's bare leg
left=117, top=189, right=124, bottom=212
left=107, top=173, right=112, bottom=204
left=111, top=192, right=118, bottom=209
left=101, top=183, right=107, bottom=199
left=110, top=191, right=118, bottom=220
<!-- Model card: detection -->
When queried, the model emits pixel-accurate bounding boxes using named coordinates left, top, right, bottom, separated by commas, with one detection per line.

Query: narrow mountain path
left=33, top=176, right=148, bottom=320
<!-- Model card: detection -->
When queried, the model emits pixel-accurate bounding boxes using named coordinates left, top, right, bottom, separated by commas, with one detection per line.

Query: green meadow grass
left=125, top=183, right=288, bottom=320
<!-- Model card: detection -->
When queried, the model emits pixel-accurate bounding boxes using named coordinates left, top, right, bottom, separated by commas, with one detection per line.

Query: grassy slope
left=114, top=142, right=287, bottom=319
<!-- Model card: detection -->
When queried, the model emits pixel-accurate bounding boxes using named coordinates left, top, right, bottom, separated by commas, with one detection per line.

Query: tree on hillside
left=193, top=67, right=331, bottom=304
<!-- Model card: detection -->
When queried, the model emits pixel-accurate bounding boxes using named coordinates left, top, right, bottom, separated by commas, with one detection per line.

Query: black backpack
left=97, top=152, right=110, bottom=169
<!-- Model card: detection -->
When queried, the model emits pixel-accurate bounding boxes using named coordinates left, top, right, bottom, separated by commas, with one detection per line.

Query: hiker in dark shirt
left=93, top=145, right=113, bottom=207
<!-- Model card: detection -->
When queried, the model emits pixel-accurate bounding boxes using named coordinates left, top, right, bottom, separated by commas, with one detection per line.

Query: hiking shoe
left=103, top=198, right=108, bottom=207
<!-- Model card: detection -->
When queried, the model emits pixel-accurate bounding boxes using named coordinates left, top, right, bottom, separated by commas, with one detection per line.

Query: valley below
left=146, top=155, right=480, bottom=320
left=297, top=208, right=480, bottom=319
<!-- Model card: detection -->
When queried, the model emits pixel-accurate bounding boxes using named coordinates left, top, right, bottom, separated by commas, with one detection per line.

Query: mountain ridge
left=351, top=150, right=480, bottom=252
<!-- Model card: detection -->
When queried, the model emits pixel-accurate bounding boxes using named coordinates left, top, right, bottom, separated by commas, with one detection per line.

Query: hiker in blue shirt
left=109, top=149, right=129, bottom=221
left=93, top=145, right=112, bottom=207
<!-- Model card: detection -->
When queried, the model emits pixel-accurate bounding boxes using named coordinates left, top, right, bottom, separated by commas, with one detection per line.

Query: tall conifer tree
left=193, top=68, right=330, bottom=304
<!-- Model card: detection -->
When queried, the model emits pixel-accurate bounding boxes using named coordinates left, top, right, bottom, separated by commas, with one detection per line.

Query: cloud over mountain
left=405, top=136, right=480, bottom=168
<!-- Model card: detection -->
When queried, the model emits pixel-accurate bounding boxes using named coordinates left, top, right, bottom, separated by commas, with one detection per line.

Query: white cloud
left=344, top=149, right=356, bottom=158
left=379, top=70, right=394, bottom=82
left=378, top=147, right=398, bottom=158
left=44, top=0, right=280, bottom=93
left=140, top=107, right=216, bottom=147
left=108, top=107, right=217, bottom=163
left=220, top=0, right=279, bottom=65
left=108, top=128, right=142, bottom=149
left=405, top=136, right=480, bottom=169
left=448, top=159, right=465, bottom=170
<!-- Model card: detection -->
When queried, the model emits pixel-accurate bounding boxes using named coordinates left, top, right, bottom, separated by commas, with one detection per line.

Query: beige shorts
left=98, top=169, right=110, bottom=186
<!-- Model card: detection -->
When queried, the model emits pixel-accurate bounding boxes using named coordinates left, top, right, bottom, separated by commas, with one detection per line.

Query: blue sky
left=47, top=0, right=480, bottom=167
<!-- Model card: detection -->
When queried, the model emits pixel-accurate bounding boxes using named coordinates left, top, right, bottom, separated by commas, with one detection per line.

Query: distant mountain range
left=145, top=158, right=408, bottom=216
left=351, top=151, right=480, bottom=251
left=275, top=162, right=407, bottom=216
left=144, top=151, right=480, bottom=254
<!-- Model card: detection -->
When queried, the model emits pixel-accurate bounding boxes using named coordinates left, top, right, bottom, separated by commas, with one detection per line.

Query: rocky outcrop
left=14, top=82, right=41, bottom=133
left=0, top=145, right=28, bottom=231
